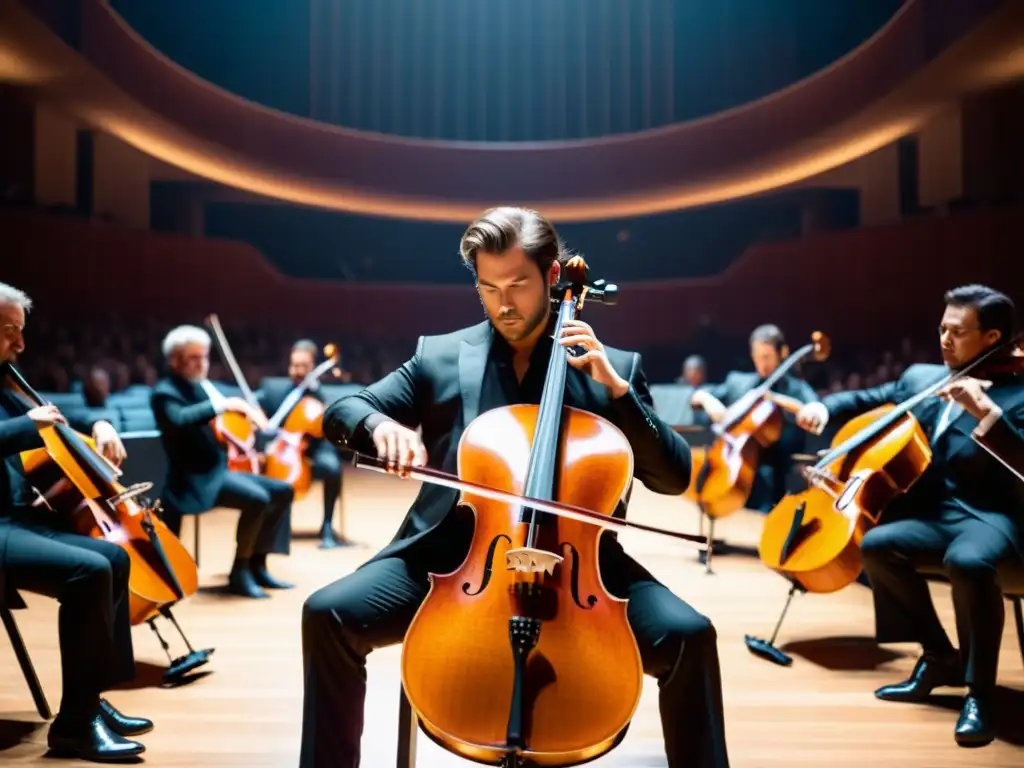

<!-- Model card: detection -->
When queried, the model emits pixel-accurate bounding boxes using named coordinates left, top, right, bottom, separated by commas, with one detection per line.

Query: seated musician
left=150, top=325, right=294, bottom=598
left=300, top=207, right=730, bottom=768
left=260, top=340, right=351, bottom=548
left=691, top=324, right=820, bottom=510
left=796, top=284, right=1024, bottom=747
left=0, top=282, right=153, bottom=761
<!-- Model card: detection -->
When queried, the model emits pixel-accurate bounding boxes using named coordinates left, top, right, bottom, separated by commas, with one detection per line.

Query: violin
left=686, top=332, right=831, bottom=520
left=3, top=363, right=199, bottom=625
left=759, top=332, right=1024, bottom=595
left=347, top=258, right=701, bottom=767
left=261, top=348, right=341, bottom=498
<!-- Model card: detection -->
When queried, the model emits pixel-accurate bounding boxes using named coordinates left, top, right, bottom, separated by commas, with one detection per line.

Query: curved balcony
left=2, top=0, right=1024, bottom=221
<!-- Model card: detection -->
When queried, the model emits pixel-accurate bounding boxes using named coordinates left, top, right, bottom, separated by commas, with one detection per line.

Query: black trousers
left=310, top=442, right=342, bottom=527
left=299, top=524, right=730, bottom=768
left=212, top=472, right=294, bottom=559
left=3, top=513, right=135, bottom=721
left=861, top=508, right=1015, bottom=694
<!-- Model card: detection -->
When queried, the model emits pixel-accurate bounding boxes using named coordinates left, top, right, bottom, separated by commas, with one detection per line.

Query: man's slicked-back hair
left=944, top=284, right=1015, bottom=344
left=459, top=206, right=567, bottom=278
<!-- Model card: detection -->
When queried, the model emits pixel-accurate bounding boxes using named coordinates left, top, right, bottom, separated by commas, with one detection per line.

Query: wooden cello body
left=400, top=259, right=642, bottom=767
left=687, top=334, right=831, bottom=519
left=6, top=365, right=200, bottom=625
left=262, top=396, right=324, bottom=496
left=758, top=404, right=931, bottom=593
left=684, top=396, right=787, bottom=517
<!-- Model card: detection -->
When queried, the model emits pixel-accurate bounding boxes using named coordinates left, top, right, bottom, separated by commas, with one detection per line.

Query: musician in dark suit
left=150, top=325, right=294, bottom=598
left=260, top=340, right=350, bottom=548
left=797, top=284, right=1024, bottom=747
left=0, top=282, right=153, bottom=761
left=692, top=324, right=821, bottom=510
left=300, top=208, right=729, bottom=768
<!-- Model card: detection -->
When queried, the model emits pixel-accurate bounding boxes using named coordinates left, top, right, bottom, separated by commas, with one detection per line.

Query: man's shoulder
left=150, top=378, right=179, bottom=398
left=901, top=363, right=946, bottom=387
left=418, top=322, right=491, bottom=356
left=603, top=345, right=640, bottom=377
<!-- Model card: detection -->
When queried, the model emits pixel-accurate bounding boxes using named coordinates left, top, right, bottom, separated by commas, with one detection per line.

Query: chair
left=395, top=685, right=417, bottom=768
left=918, top=557, right=1024, bottom=669
left=0, top=570, right=52, bottom=720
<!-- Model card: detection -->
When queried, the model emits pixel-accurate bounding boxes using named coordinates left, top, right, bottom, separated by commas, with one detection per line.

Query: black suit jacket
left=822, top=363, right=1024, bottom=553
left=0, top=391, right=104, bottom=568
left=149, top=376, right=228, bottom=515
left=322, top=320, right=692, bottom=563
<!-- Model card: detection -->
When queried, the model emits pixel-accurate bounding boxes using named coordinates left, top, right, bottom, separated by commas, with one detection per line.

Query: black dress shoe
left=47, top=713, right=145, bottom=762
left=99, top=698, right=153, bottom=737
left=227, top=563, right=269, bottom=598
left=875, top=652, right=963, bottom=702
left=955, top=695, right=994, bottom=747
left=251, top=554, right=294, bottom=589
left=252, top=564, right=294, bottom=589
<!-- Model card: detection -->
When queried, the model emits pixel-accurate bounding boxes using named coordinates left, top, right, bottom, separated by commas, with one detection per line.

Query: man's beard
left=493, top=306, right=548, bottom=342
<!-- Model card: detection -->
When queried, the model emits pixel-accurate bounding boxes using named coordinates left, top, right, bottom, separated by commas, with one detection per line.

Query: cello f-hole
left=461, top=533, right=511, bottom=596
left=560, top=542, right=598, bottom=610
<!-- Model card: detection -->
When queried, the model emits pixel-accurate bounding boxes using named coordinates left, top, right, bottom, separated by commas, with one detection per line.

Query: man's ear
left=548, top=261, right=561, bottom=285
left=780, top=344, right=790, bottom=359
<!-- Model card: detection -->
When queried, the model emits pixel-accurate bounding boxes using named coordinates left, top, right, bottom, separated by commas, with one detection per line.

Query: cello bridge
left=505, top=548, right=563, bottom=575
left=107, top=482, right=154, bottom=507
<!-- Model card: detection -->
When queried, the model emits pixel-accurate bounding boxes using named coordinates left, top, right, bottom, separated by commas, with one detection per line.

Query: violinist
left=301, top=207, right=729, bottom=768
left=260, top=340, right=351, bottom=548
left=0, top=282, right=153, bottom=761
left=796, top=284, right=1024, bottom=747
left=150, top=325, right=294, bottom=598
left=691, top=324, right=820, bottom=510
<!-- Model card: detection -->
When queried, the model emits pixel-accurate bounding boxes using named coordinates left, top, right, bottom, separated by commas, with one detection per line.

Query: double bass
left=747, top=334, right=1024, bottom=666
left=345, top=259, right=707, bottom=767
left=686, top=332, right=830, bottom=570
left=4, top=363, right=214, bottom=681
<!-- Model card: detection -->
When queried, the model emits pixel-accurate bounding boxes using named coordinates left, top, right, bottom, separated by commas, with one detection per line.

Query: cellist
left=150, top=325, right=294, bottom=598
left=691, top=324, right=822, bottom=510
left=0, top=282, right=153, bottom=761
left=796, top=284, right=1024, bottom=748
left=300, top=207, right=730, bottom=768
left=260, top=339, right=353, bottom=548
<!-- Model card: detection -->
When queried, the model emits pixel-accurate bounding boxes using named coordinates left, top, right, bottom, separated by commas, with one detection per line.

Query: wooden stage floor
left=2, top=473, right=1023, bottom=766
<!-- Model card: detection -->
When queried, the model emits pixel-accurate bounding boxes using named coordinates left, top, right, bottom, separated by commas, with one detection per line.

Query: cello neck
left=519, top=260, right=595, bottom=547
left=1, top=362, right=121, bottom=499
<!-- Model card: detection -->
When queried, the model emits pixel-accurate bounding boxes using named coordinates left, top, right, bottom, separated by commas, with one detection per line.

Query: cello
left=203, top=314, right=266, bottom=473
left=747, top=334, right=1024, bottom=666
left=687, top=332, right=830, bottom=571
left=4, top=363, right=214, bottom=682
left=260, top=350, right=341, bottom=498
left=343, top=258, right=705, bottom=767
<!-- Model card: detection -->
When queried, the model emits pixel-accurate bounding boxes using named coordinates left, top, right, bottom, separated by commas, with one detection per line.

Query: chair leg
left=1, top=604, right=52, bottom=720
left=396, top=684, right=417, bottom=768
left=1013, top=596, right=1024, bottom=671
left=193, top=515, right=201, bottom=568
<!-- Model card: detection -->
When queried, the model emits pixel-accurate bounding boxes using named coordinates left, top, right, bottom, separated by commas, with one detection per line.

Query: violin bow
left=346, top=450, right=708, bottom=549
left=205, top=314, right=264, bottom=413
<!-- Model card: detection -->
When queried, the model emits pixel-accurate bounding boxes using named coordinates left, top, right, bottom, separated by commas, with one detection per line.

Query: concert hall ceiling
left=2, top=0, right=1024, bottom=221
